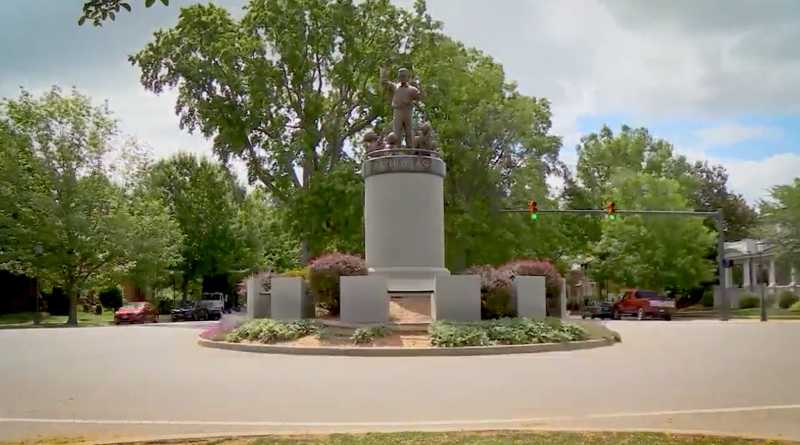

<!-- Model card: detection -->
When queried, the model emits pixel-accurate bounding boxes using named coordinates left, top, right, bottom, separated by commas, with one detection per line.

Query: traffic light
left=528, top=200, right=539, bottom=221
left=606, top=201, right=617, bottom=221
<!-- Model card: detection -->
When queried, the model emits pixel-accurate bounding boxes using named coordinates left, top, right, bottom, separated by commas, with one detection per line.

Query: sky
left=1, top=0, right=799, bottom=203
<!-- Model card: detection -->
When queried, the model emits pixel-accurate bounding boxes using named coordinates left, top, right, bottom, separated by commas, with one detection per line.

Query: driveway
left=0, top=319, right=798, bottom=442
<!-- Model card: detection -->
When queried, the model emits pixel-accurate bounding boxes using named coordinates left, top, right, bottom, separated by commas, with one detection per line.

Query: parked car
left=200, top=292, right=228, bottom=320
left=581, top=301, right=613, bottom=319
left=169, top=301, right=208, bottom=322
left=196, top=299, right=223, bottom=320
left=114, top=302, right=158, bottom=324
left=612, top=289, right=675, bottom=320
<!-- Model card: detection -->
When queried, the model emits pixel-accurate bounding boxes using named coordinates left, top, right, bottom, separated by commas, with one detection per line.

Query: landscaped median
left=198, top=317, right=620, bottom=356
left=16, top=431, right=794, bottom=444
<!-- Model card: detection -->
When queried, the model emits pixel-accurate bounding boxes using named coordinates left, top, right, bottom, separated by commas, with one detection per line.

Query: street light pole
left=715, top=210, right=729, bottom=321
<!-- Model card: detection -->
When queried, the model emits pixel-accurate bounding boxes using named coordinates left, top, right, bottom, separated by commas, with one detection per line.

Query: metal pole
left=760, top=255, right=768, bottom=322
left=716, top=210, right=729, bottom=321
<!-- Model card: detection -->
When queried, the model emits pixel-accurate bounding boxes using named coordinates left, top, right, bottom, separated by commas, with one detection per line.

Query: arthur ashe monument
left=361, top=67, right=450, bottom=292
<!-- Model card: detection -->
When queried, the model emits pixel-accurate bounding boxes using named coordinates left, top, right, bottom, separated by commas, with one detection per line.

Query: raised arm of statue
left=380, top=66, right=396, bottom=92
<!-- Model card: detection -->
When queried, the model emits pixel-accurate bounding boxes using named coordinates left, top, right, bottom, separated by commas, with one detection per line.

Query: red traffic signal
left=528, top=200, right=539, bottom=221
left=606, top=202, right=617, bottom=220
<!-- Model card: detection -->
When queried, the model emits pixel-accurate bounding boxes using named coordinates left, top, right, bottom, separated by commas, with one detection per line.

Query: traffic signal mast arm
left=501, top=208, right=719, bottom=217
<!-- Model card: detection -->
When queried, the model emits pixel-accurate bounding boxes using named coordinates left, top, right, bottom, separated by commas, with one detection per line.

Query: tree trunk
left=66, top=283, right=79, bottom=326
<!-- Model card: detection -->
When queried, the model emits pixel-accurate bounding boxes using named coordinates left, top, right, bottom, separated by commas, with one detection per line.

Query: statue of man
left=381, top=67, right=420, bottom=148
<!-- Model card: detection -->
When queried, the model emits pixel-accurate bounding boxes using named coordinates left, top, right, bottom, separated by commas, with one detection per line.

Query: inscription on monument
left=363, top=155, right=445, bottom=178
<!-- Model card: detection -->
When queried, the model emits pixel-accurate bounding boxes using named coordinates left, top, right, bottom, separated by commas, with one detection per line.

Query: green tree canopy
left=131, top=0, right=565, bottom=265
left=144, top=153, right=263, bottom=296
left=590, top=174, right=716, bottom=291
left=759, top=178, right=800, bottom=264
left=0, top=88, right=181, bottom=324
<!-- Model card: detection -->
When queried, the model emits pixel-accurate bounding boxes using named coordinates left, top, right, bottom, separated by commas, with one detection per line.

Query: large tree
left=759, top=178, right=800, bottom=263
left=131, top=0, right=431, bottom=258
left=589, top=174, right=716, bottom=291
left=131, top=0, right=564, bottom=265
left=0, top=88, right=180, bottom=324
left=566, top=125, right=729, bottom=292
left=145, top=153, right=262, bottom=297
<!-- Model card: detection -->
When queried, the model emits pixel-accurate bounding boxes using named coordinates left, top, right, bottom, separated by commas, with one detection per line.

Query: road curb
left=80, top=427, right=797, bottom=445
left=197, top=336, right=615, bottom=356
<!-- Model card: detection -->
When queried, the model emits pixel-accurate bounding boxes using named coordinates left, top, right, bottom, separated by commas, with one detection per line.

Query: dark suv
left=170, top=301, right=208, bottom=322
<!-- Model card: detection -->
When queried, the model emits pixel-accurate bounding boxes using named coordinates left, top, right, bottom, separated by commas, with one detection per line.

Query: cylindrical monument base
left=363, top=155, right=449, bottom=292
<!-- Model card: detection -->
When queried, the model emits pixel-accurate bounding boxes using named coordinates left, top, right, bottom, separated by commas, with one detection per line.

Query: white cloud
left=695, top=124, right=782, bottom=147
left=720, top=153, right=800, bottom=204
left=2, top=0, right=799, bottom=198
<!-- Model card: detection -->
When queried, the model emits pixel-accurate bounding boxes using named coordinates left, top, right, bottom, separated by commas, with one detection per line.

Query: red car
left=612, top=289, right=675, bottom=321
left=114, top=302, right=159, bottom=324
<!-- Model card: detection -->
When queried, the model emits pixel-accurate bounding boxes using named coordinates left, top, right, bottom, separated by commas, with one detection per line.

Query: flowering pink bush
left=308, top=252, right=367, bottom=315
left=464, top=259, right=563, bottom=319
left=464, top=264, right=495, bottom=291
left=499, top=259, right=563, bottom=298
left=199, top=317, right=244, bottom=341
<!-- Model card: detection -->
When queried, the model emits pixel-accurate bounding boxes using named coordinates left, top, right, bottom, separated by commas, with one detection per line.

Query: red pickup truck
left=612, top=289, right=675, bottom=321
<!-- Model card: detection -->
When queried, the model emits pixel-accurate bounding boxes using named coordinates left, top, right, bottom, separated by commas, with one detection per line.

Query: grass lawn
left=732, top=307, right=799, bottom=318
left=11, top=431, right=794, bottom=445
left=676, top=307, right=800, bottom=319
left=0, top=310, right=114, bottom=327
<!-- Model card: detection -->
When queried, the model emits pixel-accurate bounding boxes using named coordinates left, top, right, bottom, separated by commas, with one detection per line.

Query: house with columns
left=720, top=238, right=797, bottom=307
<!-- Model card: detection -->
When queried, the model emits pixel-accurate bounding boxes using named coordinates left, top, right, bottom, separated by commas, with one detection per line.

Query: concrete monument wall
left=432, top=275, right=481, bottom=321
left=340, top=276, right=389, bottom=324
left=270, top=277, right=314, bottom=320
left=515, top=276, right=547, bottom=320
left=246, top=273, right=270, bottom=319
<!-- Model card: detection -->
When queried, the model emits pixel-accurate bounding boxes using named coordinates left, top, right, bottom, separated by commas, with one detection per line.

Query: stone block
left=246, top=274, right=270, bottom=319
left=515, top=276, right=546, bottom=320
left=432, top=275, right=481, bottom=321
left=270, top=277, right=314, bottom=320
left=340, top=276, right=389, bottom=324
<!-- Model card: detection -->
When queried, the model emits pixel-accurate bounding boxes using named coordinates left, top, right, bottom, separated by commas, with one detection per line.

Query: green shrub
left=351, top=326, right=388, bottom=344
left=98, top=287, right=123, bottom=311
left=790, top=300, right=800, bottom=312
left=308, top=253, right=366, bottom=315
left=281, top=267, right=309, bottom=280
left=739, top=294, right=760, bottom=309
left=94, top=304, right=102, bottom=315
left=429, top=318, right=587, bottom=348
left=778, top=291, right=799, bottom=309
left=701, top=289, right=714, bottom=308
left=225, top=319, right=320, bottom=344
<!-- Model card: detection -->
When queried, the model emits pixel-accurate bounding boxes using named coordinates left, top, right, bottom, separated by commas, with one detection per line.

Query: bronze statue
left=381, top=67, right=420, bottom=148
left=384, top=131, right=400, bottom=149
left=362, top=130, right=381, bottom=153
left=414, top=122, right=436, bottom=151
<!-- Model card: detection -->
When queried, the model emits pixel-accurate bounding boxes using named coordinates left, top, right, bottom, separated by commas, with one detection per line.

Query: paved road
left=0, top=319, right=799, bottom=443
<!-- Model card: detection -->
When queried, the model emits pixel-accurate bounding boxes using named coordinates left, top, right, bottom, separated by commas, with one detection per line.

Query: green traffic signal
left=607, top=214, right=617, bottom=221
left=530, top=213, right=539, bottom=221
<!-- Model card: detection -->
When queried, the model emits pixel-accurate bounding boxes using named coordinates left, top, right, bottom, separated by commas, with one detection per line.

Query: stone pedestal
left=363, top=155, right=449, bottom=292
left=246, top=274, right=270, bottom=319
left=432, top=275, right=481, bottom=321
left=270, top=277, right=313, bottom=320
left=514, top=276, right=547, bottom=320
left=340, top=276, right=389, bottom=324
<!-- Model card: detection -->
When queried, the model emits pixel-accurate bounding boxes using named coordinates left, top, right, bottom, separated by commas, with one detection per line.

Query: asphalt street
left=0, top=318, right=798, bottom=442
